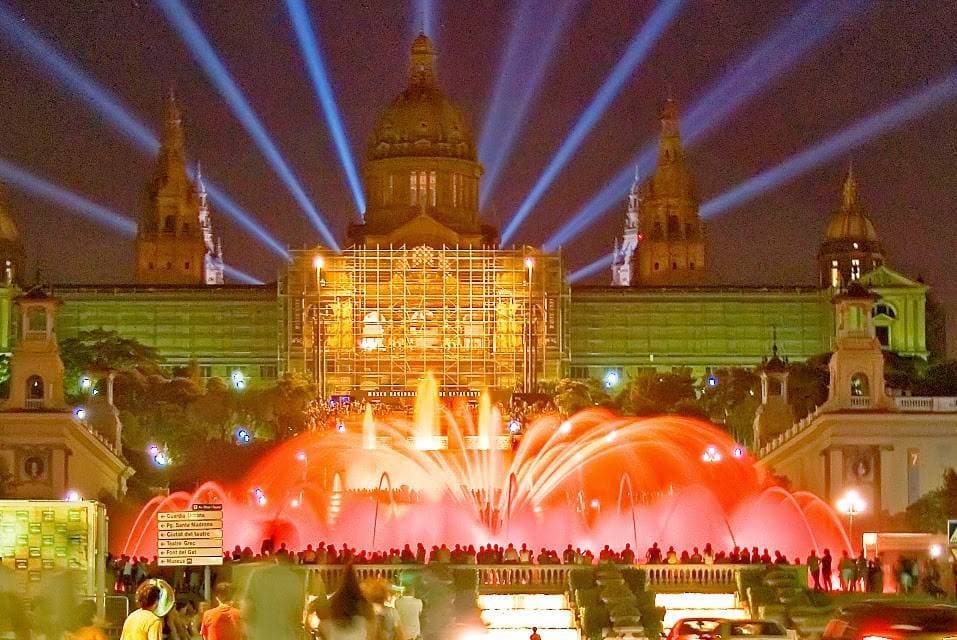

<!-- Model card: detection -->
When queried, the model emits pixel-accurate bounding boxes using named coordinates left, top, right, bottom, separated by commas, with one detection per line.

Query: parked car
left=822, top=602, right=957, bottom=640
left=666, top=618, right=723, bottom=640
left=703, top=620, right=788, bottom=640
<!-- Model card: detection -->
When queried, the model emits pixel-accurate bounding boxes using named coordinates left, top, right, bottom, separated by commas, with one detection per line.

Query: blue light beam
left=224, top=264, right=264, bottom=285
left=157, top=0, right=340, bottom=251
left=500, top=0, right=685, bottom=244
left=0, top=158, right=265, bottom=284
left=417, top=0, right=436, bottom=39
left=567, top=67, right=957, bottom=284
left=285, top=0, right=365, bottom=217
left=568, top=253, right=613, bottom=284
left=0, top=158, right=137, bottom=235
left=479, top=0, right=580, bottom=207
left=0, top=1, right=290, bottom=260
left=701, top=68, right=957, bottom=218
left=544, top=0, right=866, bottom=251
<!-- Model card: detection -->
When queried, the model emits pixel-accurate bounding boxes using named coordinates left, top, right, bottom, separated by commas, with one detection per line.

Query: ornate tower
left=634, top=98, right=705, bottom=285
left=196, top=165, right=225, bottom=285
left=753, top=333, right=796, bottom=447
left=350, top=34, right=494, bottom=248
left=818, top=165, right=884, bottom=288
left=135, top=91, right=209, bottom=285
left=5, top=288, right=67, bottom=411
left=824, top=282, right=888, bottom=411
left=610, top=171, right=640, bottom=286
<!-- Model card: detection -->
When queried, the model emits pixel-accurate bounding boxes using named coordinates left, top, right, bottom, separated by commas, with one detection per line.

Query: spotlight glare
left=416, top=0, right=436, bottom=39
left=79, top=376, right=93, bottom=390
left=545, top=0, right=867, bottom=251
left=64, top=490, right=81, bottom=502
left=479, top=0, right=580, bottom=205
left=73, top=407, right=87, bottom=420
left=559, top=421, right=572, bottom=435
left=0, top=3, right=288, bottom=260
left=285, top=0, right=365, bottom=216
left=224, top=264, right=264, bottom=285
left=157, top=0, right=340, bottom=250
left=0, top=159, right=137, bottom=236
left=500, top=0, right=685, bottom=244
left=508, top=420, right=522, bottom=435
left=569, top=254, right=614, bottom=284
left=701, top=68, right=957, bottom=219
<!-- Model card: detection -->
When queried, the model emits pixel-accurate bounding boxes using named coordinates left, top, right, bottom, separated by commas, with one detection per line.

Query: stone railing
left=894, top=396, right=957, bottom=412
left=760, top=395, right=957, bottom=459
left=643, top=564, right=739, bottom=590
left=303, top=563, right=573, bottom=593
left=300, top=562, right=795, bottom=594
left=759, top=405, right=823, bottom=458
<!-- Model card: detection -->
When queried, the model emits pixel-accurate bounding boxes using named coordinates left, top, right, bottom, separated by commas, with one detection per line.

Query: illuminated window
left=410, top=171, right=436, bottom=206
left=850, top=258, right=861, bottom=281
left=452, top=174, right=464, bottom=207
left=429, top=171, right=437, bottom=206
left=382, top=174, right=394, bottom=205
left=850, top=372, right=869, bottom=397
left=830, top=260, right=840, bottom=288
left=27, top=375, right=44, bottom=402
left=359, top=311, right=386, bottom=351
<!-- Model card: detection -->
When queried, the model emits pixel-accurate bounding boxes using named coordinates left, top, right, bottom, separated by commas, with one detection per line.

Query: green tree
left=786, top=354, right=830, bottom=418
left=905, top=468, right=957, bottom=533
left=59, top=329, right=163, bottom=398
left=618, top=370, right=696, bottom=416
left=247, top=374, right=318, bottom=439
left=552, top=378, right=611, bottom=416
left=915, top=360, right=957, bottom=396
left=699, top=367, right=761, bottom=443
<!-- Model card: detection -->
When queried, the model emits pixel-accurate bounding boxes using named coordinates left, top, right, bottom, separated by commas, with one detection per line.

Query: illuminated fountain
left=122, top=376, right=850, bottom=558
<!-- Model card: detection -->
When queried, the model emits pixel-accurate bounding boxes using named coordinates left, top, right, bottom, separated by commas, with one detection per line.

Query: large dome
left=367, top=35, right=477, bottom=162
left=824, top=169, right=878, bottom=242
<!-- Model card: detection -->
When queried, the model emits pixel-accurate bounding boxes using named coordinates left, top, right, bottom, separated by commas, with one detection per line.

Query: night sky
left=1, top=1, right=955, bottom=353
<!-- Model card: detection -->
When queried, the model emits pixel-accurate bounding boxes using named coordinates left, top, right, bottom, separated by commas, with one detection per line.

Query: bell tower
left=135, top=90, right=208, bottom=285
left=634, top=98, right=706, bottom=285
left=824, top=282, right=888, bottom=411
left=5, top=288, right=67, bottom=411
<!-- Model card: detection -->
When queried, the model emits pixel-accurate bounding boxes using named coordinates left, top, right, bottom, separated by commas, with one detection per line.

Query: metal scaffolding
left=279, top=245, right=567, bottom=397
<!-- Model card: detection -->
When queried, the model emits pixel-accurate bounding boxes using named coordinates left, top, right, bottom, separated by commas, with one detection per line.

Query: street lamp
left=836, top=489, right=866, bottom=548
left=524, top=256, right=535, bottom=393
left=312, top=255, right=326, bottom=402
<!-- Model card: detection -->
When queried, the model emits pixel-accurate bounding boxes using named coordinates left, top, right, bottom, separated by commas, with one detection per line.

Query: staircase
left=478, top=593, right=580, bottom=640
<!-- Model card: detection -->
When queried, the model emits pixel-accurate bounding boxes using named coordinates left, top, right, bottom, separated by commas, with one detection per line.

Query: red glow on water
left=121, top=408, right=850, bottom=558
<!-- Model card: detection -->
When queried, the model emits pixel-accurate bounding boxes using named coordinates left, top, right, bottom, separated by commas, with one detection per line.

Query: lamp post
left=836, top=489, right=866, bottom=551
left=312, top=255, right=326, bottom=402
left=524, top=256, right=535, bottom=393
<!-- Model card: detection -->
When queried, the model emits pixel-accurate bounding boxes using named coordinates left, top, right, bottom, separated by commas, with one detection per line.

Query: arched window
left=27, top=375, right=44, bottom=401
left=850, top=372, right=869, bottom=397
left=163, top=215, right=176, bottom=232
left=667, top=215, right=680, bottom=237
left=872, top=303, right=897, bottom=319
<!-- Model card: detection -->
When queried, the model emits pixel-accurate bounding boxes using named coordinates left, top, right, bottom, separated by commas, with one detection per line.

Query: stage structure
left=280, top=246, right=566, bottom=397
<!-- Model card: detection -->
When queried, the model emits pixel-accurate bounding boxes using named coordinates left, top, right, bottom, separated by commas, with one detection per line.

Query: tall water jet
left=363, top=404, right=377, bottom=450
left=413, top=372, right=441, bottom=449
left=477, top=389, right=493, bottom=450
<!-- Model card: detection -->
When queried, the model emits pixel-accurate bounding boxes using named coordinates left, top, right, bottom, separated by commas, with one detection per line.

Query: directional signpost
left=157, top=504, right=223, bottom=601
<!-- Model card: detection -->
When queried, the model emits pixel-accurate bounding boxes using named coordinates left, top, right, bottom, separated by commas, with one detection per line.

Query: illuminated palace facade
left=280, top=36, right=566, bottom=396
left=0, top=35, right=935, bottom=396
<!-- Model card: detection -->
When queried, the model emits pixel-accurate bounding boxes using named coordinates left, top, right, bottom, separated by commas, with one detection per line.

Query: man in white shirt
left=395, top=585, right=424, bottom=640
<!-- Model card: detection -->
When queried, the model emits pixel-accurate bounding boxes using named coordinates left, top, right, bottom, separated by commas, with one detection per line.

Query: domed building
left=281, top=35, right=566, bottom=399
left=818, top=165, right=884, bottom=288
left=350, top=34, right=494, bottom=248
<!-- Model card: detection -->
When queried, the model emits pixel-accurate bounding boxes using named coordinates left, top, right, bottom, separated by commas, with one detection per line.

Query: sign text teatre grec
left=157, top=504, right=224, bottom=567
